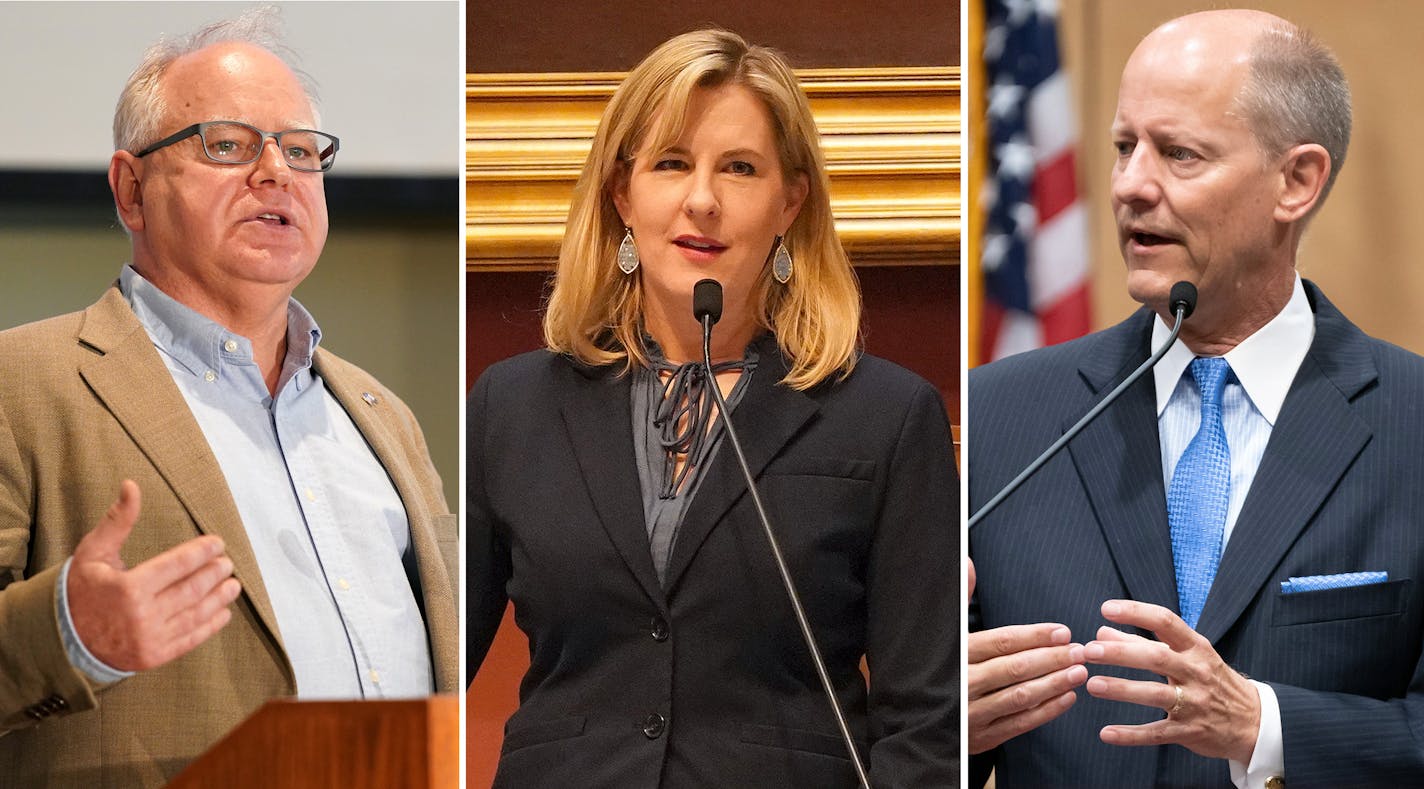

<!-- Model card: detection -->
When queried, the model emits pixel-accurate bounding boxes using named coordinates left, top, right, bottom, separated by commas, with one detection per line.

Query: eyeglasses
left=135, top=121, right=340, bottom=172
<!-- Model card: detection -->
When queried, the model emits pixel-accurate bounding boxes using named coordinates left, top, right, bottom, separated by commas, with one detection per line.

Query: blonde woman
left=468, top=29, right=958, bottom=787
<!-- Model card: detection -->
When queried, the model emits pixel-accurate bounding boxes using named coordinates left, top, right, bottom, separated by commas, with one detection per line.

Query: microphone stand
left=698, top=294, right=873, bottom=789
left=968, top=297, right=1192, bottom=529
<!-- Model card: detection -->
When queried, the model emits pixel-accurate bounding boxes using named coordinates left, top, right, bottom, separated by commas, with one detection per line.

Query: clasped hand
left=967, top=559, right=1088, bottom=754
left=969, top=560, right=1259, bottom=762
left=66, top=481, right=242, bottom=672
left=1084, top=599, right=1260, bottom=764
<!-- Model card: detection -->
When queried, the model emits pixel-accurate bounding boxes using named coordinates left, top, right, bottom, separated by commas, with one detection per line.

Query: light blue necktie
left=1168, top=357, right=1231, bottom=630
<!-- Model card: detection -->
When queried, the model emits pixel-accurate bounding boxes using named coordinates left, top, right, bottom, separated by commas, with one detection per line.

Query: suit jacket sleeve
left=965, top=591, right=996, bottom=789
left=466, top=370, right=512, bottom=682
left=0, top=400, right=102, bottom=733
left=864, top=379, right=961, bottom=785
left=1270, top=675, right=1424, bottom=783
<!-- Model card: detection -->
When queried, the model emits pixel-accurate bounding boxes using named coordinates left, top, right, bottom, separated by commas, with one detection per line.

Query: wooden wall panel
left=468, top=0, right=959, bottom=73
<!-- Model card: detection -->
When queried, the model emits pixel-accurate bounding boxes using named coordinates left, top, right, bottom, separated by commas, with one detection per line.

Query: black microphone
left=693, top=279, right=722, bottom=325
left=1169, top=280, right=1197, bottom=321
left=693, top=278, right=873, bottom=789
left=968, top=281, right=1198, bottom=529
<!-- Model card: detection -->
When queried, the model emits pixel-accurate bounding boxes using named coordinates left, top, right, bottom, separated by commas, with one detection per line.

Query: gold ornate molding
left=467, top=67, right=960, bottom=271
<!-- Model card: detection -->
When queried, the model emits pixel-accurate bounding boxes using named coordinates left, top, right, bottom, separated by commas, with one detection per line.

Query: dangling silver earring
left=617, top=227, right=640, bottom=274
left=772, top=237, right=793, bottom=284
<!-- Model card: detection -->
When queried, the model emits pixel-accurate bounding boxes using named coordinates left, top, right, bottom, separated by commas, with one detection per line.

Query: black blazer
left=469, top=336, right=959, bottom=788
left=969, top=282, right=1424, bottom=787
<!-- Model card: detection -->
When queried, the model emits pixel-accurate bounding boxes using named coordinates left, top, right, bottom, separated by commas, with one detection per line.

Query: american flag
left=979, top=0, right=1091, bottom=362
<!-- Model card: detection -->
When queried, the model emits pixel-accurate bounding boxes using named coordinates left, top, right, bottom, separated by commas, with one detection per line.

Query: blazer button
left=650, top=617, right=670, bottom=642
left=1264, top=777, right=1285, bottom=789
left=642, top=713, right=666, bottom=739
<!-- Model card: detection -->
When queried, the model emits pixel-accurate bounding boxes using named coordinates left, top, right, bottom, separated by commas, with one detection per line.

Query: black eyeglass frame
left=134, top=121, right=340, bottom=172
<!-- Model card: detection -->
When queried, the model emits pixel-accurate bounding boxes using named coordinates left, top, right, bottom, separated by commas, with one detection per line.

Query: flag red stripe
left=1033, top=149, right=1078, bottom=225
left=1038, top=282, right=1093, bottom=346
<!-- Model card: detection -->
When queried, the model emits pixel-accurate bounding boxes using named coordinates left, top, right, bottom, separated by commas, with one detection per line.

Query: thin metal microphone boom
left=968, top=281, right=1198, bottom=529
left=693, top=278, right=872, bottom=789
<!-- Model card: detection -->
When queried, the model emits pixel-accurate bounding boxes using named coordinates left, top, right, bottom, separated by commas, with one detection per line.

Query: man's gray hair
left=112, top=4, right=320, bottom=153
left=1239, top=22, right=1351, bottom=211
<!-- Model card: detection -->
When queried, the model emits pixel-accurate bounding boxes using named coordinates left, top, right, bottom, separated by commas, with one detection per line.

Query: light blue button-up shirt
left=58, top=265, right=432, bottom=699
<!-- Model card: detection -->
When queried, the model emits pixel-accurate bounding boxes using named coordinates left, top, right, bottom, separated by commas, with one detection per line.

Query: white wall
left=0, top=1, right=460, bottom=176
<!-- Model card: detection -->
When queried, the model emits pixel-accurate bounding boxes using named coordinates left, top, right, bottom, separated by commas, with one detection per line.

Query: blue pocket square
left=1280, top=571, right=1388, bottom=594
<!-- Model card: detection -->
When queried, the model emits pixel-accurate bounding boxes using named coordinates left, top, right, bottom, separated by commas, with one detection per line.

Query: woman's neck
left=644, top=309, right=757, bottom=366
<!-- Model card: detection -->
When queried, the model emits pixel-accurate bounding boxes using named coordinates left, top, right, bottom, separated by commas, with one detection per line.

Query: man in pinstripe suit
left=969, top=9, right=1424, bottom=788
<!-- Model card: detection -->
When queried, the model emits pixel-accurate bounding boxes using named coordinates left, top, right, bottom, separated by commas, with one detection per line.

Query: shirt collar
left=1152, top=274, right=1314, bottom=424
left=119, top=264, right=323, bottom=387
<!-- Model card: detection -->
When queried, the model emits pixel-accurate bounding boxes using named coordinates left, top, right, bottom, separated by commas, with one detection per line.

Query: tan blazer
left=0, top=286, right=458, bottom=788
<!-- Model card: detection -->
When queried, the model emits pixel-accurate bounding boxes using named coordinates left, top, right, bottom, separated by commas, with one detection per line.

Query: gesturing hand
left=967, top=559, right=1088, bottom=754
left=1083, top=600, right=1260, bottom=764
left=66, top=481, right=242, bottom=672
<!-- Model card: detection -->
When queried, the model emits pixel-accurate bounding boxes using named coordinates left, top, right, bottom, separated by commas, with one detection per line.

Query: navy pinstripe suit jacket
left=970, top=281, right=1424, bottom=788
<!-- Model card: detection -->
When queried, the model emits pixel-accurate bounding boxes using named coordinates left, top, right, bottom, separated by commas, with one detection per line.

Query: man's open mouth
left=1131, top=231, right=1172, bottom=246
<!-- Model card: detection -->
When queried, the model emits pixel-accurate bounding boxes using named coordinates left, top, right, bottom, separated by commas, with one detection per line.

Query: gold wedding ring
left=1168, top=684, right=1185, bottom=717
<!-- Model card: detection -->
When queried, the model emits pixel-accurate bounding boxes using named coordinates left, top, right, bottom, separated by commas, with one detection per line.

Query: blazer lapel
left=558, top=364, right=666, bottom=605
left=662, top=341, right=820, bottom=593
left=75, top=287, right=288, bottom=660
left=1066, top=312, right=1181, bottom=612
left=1196, top=284, right=1375, bottom=643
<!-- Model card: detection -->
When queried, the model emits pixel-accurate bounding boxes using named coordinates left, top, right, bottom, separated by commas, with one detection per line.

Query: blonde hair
left=543, top=29, right=861, bottom=390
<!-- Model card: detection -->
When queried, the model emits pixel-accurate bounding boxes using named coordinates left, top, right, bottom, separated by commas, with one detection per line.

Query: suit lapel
left=76, top=287, right=288, bottom=660
left=1196, top=284, right=1375, bottom=643
left=1067, top=312, right=1181, bottom=612
left=663, top=342, right=820, bottom=593
left=558, top=364, right=666, bottom=605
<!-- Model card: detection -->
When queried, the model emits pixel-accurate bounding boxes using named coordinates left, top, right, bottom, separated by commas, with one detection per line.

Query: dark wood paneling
left=468, top=0, right=959, bottom=73
left=466, top=271, right=548, bottom=387
left=860, top=265, right=958, bottom=416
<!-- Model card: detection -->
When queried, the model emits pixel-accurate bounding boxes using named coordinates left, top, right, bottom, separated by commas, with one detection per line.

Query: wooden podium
left=167, top=696, right=457, bottom=789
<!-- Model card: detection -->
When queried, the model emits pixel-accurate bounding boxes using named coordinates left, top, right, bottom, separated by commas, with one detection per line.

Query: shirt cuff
left=1229, top=679, right=1283, bottom=789
left=55, top=557, right=135, bottom=685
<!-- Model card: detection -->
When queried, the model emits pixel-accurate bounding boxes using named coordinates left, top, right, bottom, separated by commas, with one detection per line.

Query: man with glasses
left=0, top=10, right=456, bottom=787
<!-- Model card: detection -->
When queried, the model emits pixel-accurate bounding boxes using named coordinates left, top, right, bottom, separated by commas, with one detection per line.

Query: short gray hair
left=112, top=4, right=320, bottom=153
left=1238, top=22, right=1351, bottom=211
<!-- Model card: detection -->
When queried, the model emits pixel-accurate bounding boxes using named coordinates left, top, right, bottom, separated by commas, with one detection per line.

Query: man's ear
left=108, top=152, right=146, bottom=232
left=1275, top=143, right=1330, bottom=223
